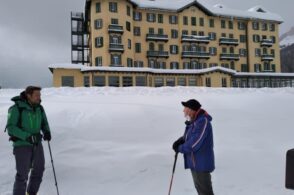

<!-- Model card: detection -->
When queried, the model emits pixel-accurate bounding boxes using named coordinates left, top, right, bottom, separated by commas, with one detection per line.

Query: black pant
left=191, top=170, right=214, bottom=195
left=13, top=143, right=45, bottom=195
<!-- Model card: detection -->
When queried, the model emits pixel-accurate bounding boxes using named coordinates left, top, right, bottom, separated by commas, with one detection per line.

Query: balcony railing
left=146, top=34, right=169, bottom=42
left=181, top=35, right=210, bottom=43
left=181, top=51, right=210, bottom=59
left=261, top=54, right=274, bottom=61
left=220, top=53, right=240, bottom=60
left=219, top=37, right=239, bottom=46
left=261, top=39, right=274, bottom=47
left=109, top=43, right=124, bottom=52
left=147, top=51, right=169, bottom=58
left=108, top=25, right=124, bottom=33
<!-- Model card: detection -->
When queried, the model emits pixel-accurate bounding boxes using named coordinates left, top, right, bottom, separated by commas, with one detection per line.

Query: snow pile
left=0, top=87, right=294, bottom=195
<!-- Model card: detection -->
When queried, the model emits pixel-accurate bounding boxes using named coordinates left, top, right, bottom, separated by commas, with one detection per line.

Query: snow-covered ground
left=0, top=87, right=294, bottom=195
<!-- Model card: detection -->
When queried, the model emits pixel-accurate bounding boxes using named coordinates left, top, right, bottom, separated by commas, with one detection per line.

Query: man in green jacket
left=6, top=86, right=51, bottom=195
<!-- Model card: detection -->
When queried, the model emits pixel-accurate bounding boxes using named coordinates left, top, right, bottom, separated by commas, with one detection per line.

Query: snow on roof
left=49, top=64, right=294, bottom=77
left=124, top=0, right=283, bottom=22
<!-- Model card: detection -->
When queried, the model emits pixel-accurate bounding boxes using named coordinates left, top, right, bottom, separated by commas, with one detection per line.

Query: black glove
left=9, top=136, right=20, bottom=142
left=26, top=134, right=42, bottom=145
left=172, top=136, right=185, bottom=152
left=43, top=131, right=51, bottom=141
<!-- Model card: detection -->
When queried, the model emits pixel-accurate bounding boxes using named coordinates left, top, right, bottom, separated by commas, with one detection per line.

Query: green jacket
left=6, top=91, right=50, bottom=147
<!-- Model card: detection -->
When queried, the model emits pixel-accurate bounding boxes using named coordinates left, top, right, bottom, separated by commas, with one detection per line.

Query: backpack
left=4, top=103, right=45, bottom=141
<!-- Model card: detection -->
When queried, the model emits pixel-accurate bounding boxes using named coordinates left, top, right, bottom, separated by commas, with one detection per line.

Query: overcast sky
left=0, top=0, right=293, bottom=88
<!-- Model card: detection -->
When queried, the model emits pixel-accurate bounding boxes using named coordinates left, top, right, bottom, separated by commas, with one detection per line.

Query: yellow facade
left=50, top=0, right=286, bottom=88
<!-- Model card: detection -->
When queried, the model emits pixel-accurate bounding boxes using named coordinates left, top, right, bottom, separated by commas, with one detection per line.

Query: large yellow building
left=49, top=0, right=294, bottom=88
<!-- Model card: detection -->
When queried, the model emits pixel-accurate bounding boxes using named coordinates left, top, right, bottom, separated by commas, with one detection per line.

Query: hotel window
left=136, top=76, right=147, bottom=86
left=135, top=43, right=141, bottom=53
left=252, top=21, right=259, bottom=30
left=133, top=12, right=142, bottom=21
left=230, top=61, right=235, bottom=70
left=127, top=5, right=131, bottom=16
left=272, top=64, right=276, bottom=72
left=109, top=2, right=118, bottom=13
left=221, top=20, right=226, bottom=28
left=154, top=77, right=164, bottom=87
left=230, top=47, right=234, bottom=54
left=209, top=19, right=214, bottom=27
left=109, top=76, right=120, bottom=87
left=158, top=62, right=166, bottom=69
left=127, top=58, right=133, bottom=67
left=111, top=18, right=119, bottom=25
left=62, top=76, right=74, bottom=87
left=93, top=76, right=106, bottom=87
left=222, top=78, right=227, bottom=87
left=171, top=29, right=178, bottom=38
left=148, top=28, right=154, bottom=34
left=95, top=56, right=102, bottom=66
left=94, top=19, right=103, bottom=29
left=191, top=31, right=197, bottom=35
left=269, top=23, right=275, bottom=31
left=170, top=62, right=179, bottom=69
left=170, top=45, right=178, bottom=54
left=149, top=42, right=155, bottom=51
left=199, top=18, right=204, bottom=26
left=255, top=48, right=261, bottom=57
left=240, top=35, right=246, bottom=43
left=95, top=37, right=103, bottom=48
left=158, top=28, right=164, bottom=35
left=271, top=36, right=276, bottom=43
left=239, top=49, right=247, bottom=57
left=254, top=64, right=261, bottom=72
left=110, top=35, right=121, bottom=44
left=183, top=16, right=188, bottom=25
left=183, top=62, right=190, bottom=69
left=158, top=14, right=164, bottom=23
left=228, top=20, right=234, bottom=29
left=198, top=31, right=204, bottom=36
left=262, top=22, right=268, bottom=31
left=128, top=39, right=131, bottom=49
left=253, top=34, right=260, bottom=42
left=191, top=17, right=196, bottom=26
left=178, top=78, right=186, bottom=86
left=264, top=62, right=271, bottom=71
left=166, top=78, right=176, bottom=87
left=238, top=21, right=245, bottom=30
left=221, top=33, right=226, bottom=37
left=271, top=49, right=275, bottom=57
left=134, top=61, right=143, bottom=67
left=208, top=32, right=216, bottom=40
left=205, top=78, right=211, bottom=87
left=169, top=15, right=178, bottom=24
left=209, top=47, right=217, bottom=56
left=241, top=64, right=249, bottom=72
left=189, top=78, right=197, bottom=86
left=110, top=54, right=121, bottom=65
left=182, top=30, right=188, bottom=35
left=147, top=13, right=156, bottom=22
left=158, top=44, right=164, bottom=51
left=222, top=47, right=227, bottom=53
left=84, top=76, right=90, bottom=87
left=134, top=26, right=141, bottom=36
left=148, top=59, right=156, bottom=68
left=229, top=34, right=234, bottom=39
left=96, top=2, right=101, bottom=13
left=126, top=21, right=131, bottom=31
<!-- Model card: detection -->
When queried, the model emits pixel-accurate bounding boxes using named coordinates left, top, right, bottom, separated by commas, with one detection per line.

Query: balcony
left=219, top=37, right=239, bottom=46
left=146, top=34, right=169, bottom=42
left=261, top=54, right=274, bottom=61
left=108, top=24, right=124, bottom=34
left=109, top=43, right=124, bottom=52
left=147, top=51, right=169, bottom=58
left=181, top=51, right=210, bottom=59
left=181, top=35, right=210, bottom=44
left=261, top=39, right=274, bottom=47
left=220, top=53, right=240, bottom=61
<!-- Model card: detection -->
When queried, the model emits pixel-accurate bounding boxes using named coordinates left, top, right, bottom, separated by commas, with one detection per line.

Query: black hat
left=181, top=99, right=201, bottom=111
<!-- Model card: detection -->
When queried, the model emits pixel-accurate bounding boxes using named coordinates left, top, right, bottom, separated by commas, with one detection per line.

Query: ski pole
left=168, top=152, right=178, bottom=195
left=48, top=141, right=60, bottom=195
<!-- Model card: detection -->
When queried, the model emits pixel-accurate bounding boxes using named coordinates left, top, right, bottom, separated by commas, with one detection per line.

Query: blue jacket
left=178, top=110, right=215, bottom=172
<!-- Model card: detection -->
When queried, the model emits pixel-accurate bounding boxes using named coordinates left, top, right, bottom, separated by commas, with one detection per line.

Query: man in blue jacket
left=173, top=99, right=215, bottom=195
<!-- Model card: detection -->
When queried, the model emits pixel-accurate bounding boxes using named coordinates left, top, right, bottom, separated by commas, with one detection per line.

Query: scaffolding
left=71, top=12, right=90, bottom=65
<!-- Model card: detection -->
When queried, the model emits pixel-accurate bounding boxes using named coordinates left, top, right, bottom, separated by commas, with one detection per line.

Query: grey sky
left=0, top=0, right=293, bottom=88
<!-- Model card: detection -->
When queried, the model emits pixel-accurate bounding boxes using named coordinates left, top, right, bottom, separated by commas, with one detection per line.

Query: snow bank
left=0, top=87, right=294, bottom=195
